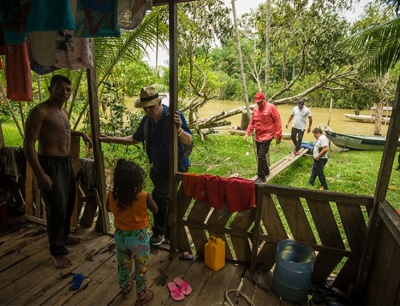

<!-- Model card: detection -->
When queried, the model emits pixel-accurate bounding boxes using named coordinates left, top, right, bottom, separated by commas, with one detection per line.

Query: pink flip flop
left=168, top=281, right=185, bottom=301
left=173, top=277, right=192, bottom=295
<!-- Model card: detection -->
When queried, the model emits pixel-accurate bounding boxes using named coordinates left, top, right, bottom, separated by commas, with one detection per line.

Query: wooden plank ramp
left=0, top=215, right=302, bottom=305
left=252, top=147, right=309, bottom=183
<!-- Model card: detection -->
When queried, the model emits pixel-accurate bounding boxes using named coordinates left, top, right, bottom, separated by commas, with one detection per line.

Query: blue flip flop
left=72, top=273, right=84, bottom=290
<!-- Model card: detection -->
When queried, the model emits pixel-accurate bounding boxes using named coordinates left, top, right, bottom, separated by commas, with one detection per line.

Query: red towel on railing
left=225, top=177, right=256, bottom=211
left=182, top=173, right=199, bottom=197
left=193, top=174, right=227, bottom=210
left=192, top=174, right=256, bottom=212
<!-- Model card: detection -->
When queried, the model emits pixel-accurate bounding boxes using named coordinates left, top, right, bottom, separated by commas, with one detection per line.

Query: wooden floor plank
left=166, top=258, right=213, bottom=306
left=0, top=222, right=46, bottom=258
left=193, top=263, right=238, bottom=305
left=149, top=252, right=194, bottom=305
left=8, top=235, right=114, bottom=305
left=0, top=217, right=295, bottom=306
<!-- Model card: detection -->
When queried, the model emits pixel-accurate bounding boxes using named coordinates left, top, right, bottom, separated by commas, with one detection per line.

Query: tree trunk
left=373, top=102, right=382, bottom=136
left=240, top=110, right=250, bottom=130
left=264, top=0, right=271, bottom=97
left=231, top=0, right=251, bottom=120
left=0, top=122, right=4, bottom=149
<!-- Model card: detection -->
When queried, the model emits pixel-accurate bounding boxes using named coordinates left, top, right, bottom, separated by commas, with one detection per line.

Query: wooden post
left=70, top=136, right=80, bottom=231
left=327, top=97, right=333, bottom=127
left=25, top=162, right=34, bottom=216
left=169, top=0, right=179, bottom=252
left=250, top=187, right=263, bottom=272
left=86, top=68, right=110, bottom=234
left=357, top=75, right=400, bottom=293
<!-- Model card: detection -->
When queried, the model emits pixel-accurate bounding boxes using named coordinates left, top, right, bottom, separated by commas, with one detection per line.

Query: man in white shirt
left=286, top=98, right=312, bottom=155
left=309, top=127, right=329, bottom=191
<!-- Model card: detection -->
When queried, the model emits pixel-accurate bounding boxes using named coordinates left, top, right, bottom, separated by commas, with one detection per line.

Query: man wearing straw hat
left=100, top=86, right=192, bottom=246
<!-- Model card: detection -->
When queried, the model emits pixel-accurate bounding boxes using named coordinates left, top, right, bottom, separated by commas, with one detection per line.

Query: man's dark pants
left=291, top=128, right=305, bottom=152
left=39, top=155, right=75, bottom=256
left=150, top=164, right=189, bottom=238
left=256, top=139, right=272, bottom=179
left=309, top=158, right=329, bottom=190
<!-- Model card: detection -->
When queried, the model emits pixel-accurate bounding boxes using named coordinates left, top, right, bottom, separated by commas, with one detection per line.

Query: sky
left=224, top=0, right=263, bottom=17
left=145, top=0, right=370, bottom=66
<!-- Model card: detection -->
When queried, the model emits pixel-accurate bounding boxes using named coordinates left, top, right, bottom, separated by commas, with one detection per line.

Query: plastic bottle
left=204, top=236, right=225, bottom=271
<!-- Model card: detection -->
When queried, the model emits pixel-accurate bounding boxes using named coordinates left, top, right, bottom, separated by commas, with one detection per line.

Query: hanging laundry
left=0, top=23, right=6, bottom=55
left=0, top=0, right=32, bottom=44
left=29, top=31, right=58, bottom=75
left=55, top=30, right=94, bottom=70
left=0, top=0, right=75, bottom=45
left=117, top=0, right=152, bottom=30
left=225, top=177, right=256, bottom=211
left=6, top=42, right=33, bottom=101
left=75, top=0, right=120, bottom=38
left=26, top=0, right=75, bottom=32
left=192, top=174, right=256, bottom=212
left=182, top=173, right=199, bottom=197
left=193, top=174, right=227, bottom=210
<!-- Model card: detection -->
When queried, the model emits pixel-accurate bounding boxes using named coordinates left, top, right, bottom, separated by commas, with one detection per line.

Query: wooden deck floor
left=0, top=215, right=301, bottom=306
left=0, top=217, right=306, bottom=305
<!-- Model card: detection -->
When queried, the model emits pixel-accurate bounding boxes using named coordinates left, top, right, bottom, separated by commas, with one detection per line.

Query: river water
left=197, top=99, right=390, bottom=142
left=126, top=98, right=389, bottom=142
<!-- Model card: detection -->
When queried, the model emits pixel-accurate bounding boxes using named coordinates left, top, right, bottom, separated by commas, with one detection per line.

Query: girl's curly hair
left=112, top=159, right=145, bottom=211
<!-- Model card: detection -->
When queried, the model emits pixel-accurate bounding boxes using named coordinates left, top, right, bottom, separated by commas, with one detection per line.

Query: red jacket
left=246, top=103, right=282, bottom=142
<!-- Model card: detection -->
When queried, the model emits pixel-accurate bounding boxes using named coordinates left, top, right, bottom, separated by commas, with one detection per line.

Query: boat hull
left=326, top=131, right=400, bottom=151
left=344, top=114, right=390, bottom=124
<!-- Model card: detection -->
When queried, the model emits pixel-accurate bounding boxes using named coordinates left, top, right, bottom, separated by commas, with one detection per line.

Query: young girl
left=107, top=159, right=158, bottom=306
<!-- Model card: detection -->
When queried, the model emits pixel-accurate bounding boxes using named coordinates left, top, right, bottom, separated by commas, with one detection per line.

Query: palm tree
left=348, top=1, right=400, bottom=75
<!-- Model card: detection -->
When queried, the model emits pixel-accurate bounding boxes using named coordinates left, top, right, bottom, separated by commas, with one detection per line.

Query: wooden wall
left=363, top=201, right=400, bottom=305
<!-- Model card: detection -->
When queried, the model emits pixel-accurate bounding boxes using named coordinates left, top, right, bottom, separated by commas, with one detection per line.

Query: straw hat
left=134, top=86, right=166, bottom=108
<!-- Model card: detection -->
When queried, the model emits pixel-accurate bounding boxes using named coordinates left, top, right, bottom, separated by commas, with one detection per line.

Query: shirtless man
left=23, top=75, right=92, bottom=268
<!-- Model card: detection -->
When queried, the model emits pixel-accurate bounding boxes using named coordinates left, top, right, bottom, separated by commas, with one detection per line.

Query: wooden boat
left=326, top=130, right=400, bottom=151
left=371, top=106, right=392, bottom=112
left=344, top=113, right=390, bottom=124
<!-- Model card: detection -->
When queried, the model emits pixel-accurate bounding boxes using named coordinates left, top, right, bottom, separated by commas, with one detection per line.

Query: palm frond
left=346, top=18, right=400, bottom=75
left=94, top=6, right=170, bottom=85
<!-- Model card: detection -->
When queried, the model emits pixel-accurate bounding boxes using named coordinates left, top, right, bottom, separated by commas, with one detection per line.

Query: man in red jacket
left=244, top=92, right=282, bottom=184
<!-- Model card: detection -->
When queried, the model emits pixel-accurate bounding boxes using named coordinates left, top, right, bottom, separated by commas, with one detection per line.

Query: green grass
left=3, top=123, right=399, bottom=209
left=2, top=123, right=24, bottom=147
left=188, top=134, right=400, bottom=209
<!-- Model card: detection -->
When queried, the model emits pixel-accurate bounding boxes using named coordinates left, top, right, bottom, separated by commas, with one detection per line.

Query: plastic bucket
left=272, top=239, right=316, bottom=302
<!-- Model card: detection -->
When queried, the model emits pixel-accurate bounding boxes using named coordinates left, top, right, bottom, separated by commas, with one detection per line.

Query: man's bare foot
left=135, top=289, right=154, bottom=306
left=65, top=236, right=82, bottom=245
left=52, top=255, right=73, bottom=269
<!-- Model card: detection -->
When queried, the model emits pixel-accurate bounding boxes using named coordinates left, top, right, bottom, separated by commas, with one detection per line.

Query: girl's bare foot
left=52, top=255, right=72, bottom=269
left=135, top=289, right=154, bottom=306
left=122, top=282, right=134, bottom=300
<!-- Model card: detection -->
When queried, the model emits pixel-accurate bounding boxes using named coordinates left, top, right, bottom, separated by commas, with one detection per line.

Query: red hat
left=254, top=92, right=265, bottom=102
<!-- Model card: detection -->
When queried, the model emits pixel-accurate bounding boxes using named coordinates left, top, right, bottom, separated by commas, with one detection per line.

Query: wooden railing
left=24, top=137, right=103, bottom=232
left=175, top=173, right=374, bottom=290
left=25, top=137, right=81, bottom=230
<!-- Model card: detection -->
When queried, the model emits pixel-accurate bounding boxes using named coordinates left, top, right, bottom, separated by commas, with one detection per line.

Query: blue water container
left=272, top=239, right=316, bottom=303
